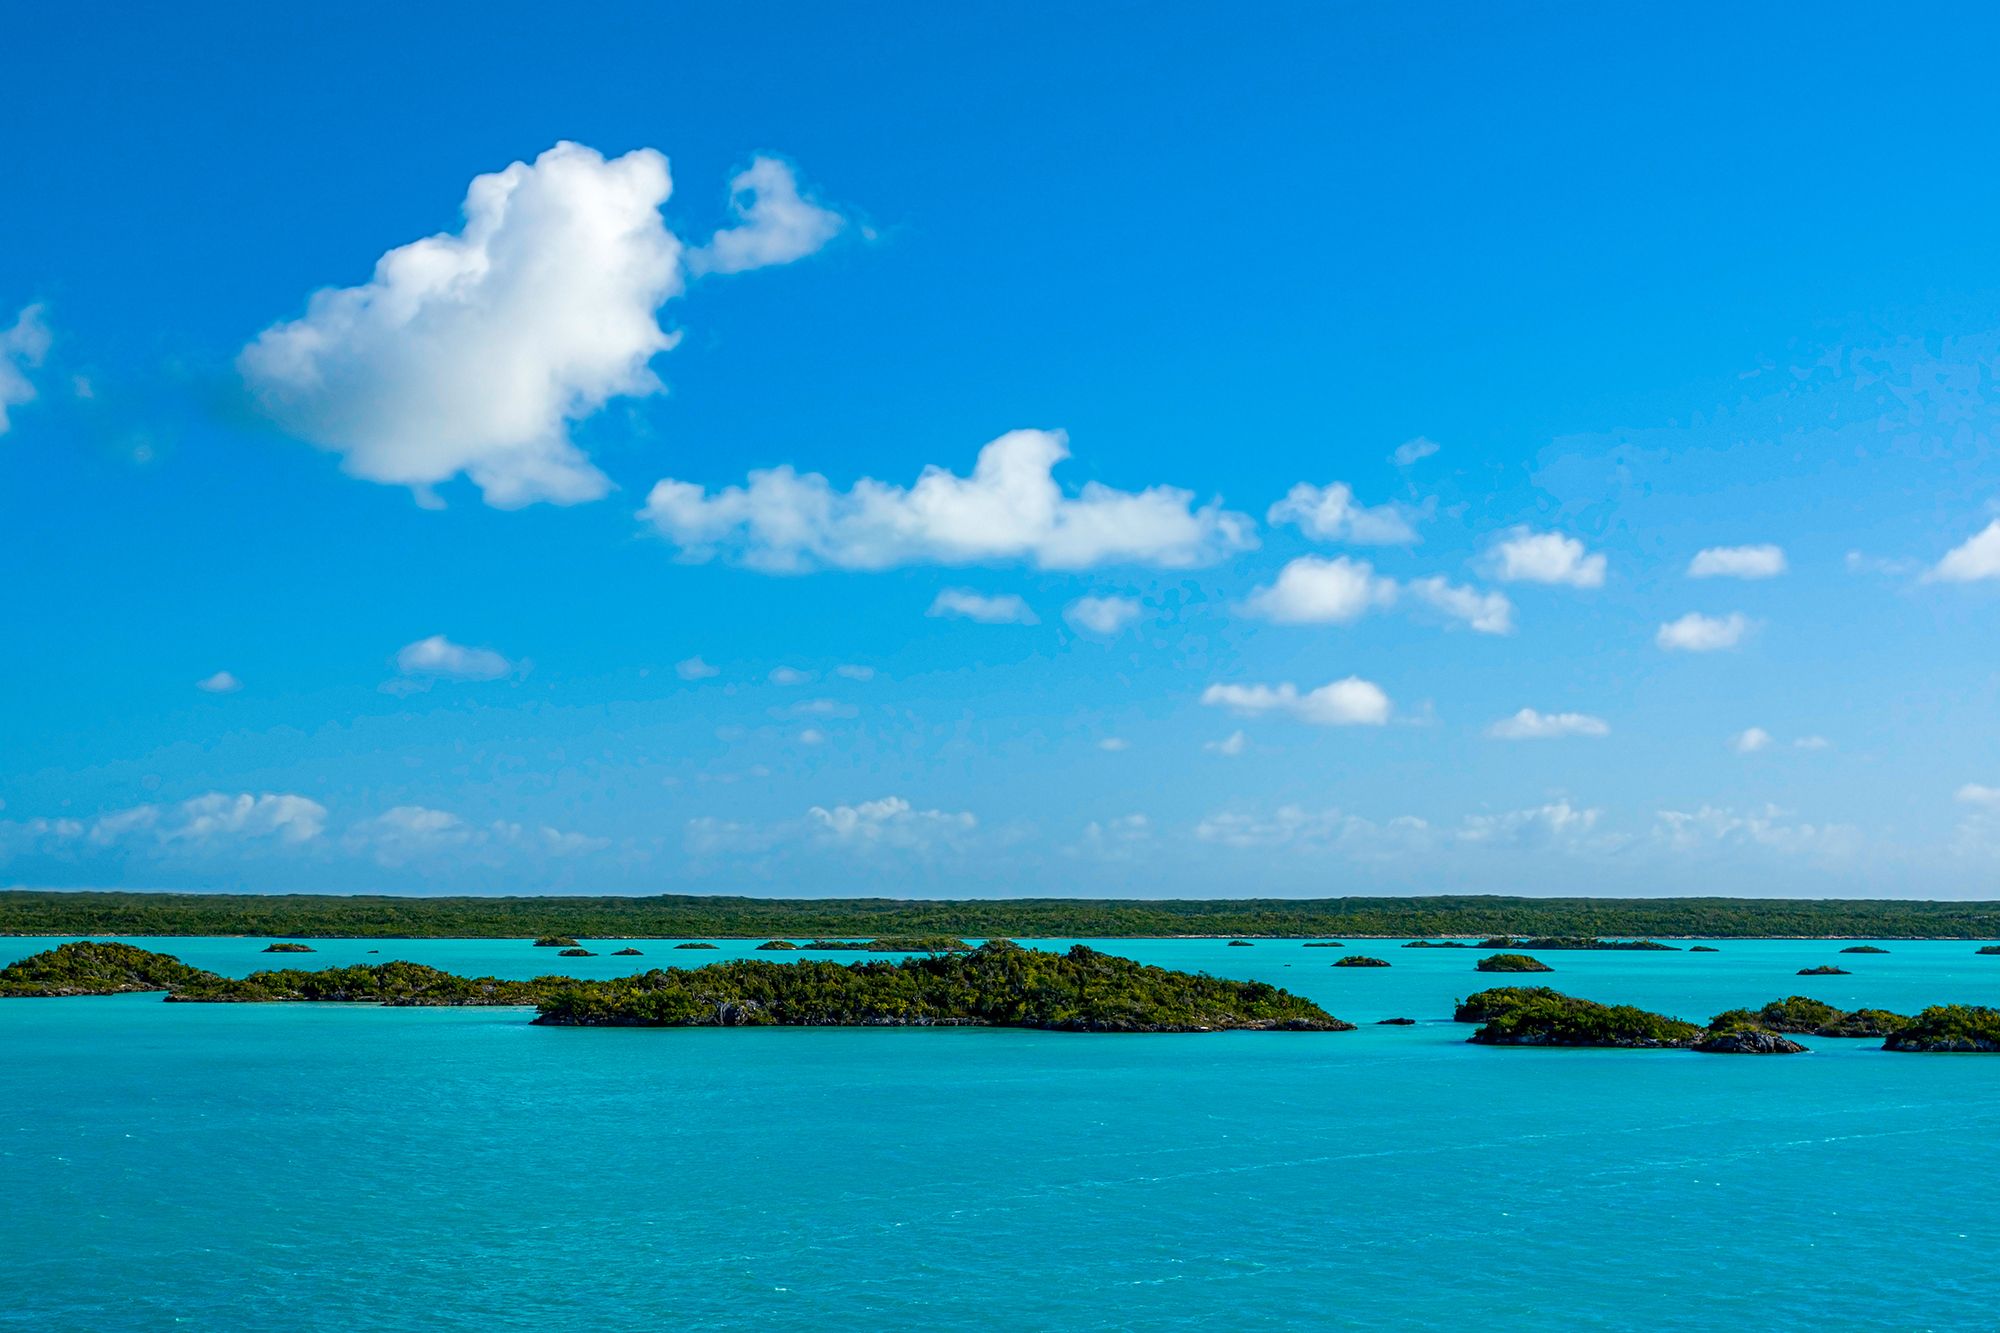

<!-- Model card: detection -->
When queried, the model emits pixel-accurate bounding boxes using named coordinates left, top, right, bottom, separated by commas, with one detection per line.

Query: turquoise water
left=4, top=937, right=1997, bottom=1331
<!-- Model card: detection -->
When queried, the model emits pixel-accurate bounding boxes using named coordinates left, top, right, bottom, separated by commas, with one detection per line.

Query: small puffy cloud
left=1486, top=708, right=1609, bottom=740
left=1406, top=576, right=1514, bottom=635
left=768, top=665, right=812, bottom=685
left=1205, top=730, right=1248, bottom=756
left=1793, top=735, right=1831, bottom=751
left=688, top=156, right=845, bottom=276
left=348, top=804, right=607, bottom=866
left=1489, top=528, right=1607, bottom=587
left=1391, top=436, right=1440, bottom=466
left=1201, top=677, right=1391, bottom=727
left=640, top=429, right=1256, bottom=573
left=1656, top=611, right=1751, bottom=652
left=0, top=303, right=51, bottom=435
left=1064, top=594, right=1142, bottom=636
left=240, top=142, right=686, bottom=509
left=928, top=588, right=1037, bottom=624
left=1097, top=737, right=1130, bottom=752
left=1931, top=520, right=2000, bottom=582
left=834, top=664, right=875, bottom=681
left=773, top=698, right=855, bottom=719
left=1955, top=783, right=2000, bottom=811
left=395, top=634, right=514, bottom=680
left=1243, top=555, right=1397, bottom=624
left=799, top=728, right=827, bottom=746
left=1689, top=544, right=1787, bottom=579
left=195, top=670, right=243, bottom=694
left=676, top=656, right=720, bottom=681
left=808, top=795, right=977, bottom=849
left=1266, top=481, right=1419, bottom=545
left=1457, top=800, right=1601, bottom=849
left=1731, top=726, right=1773, bottom=754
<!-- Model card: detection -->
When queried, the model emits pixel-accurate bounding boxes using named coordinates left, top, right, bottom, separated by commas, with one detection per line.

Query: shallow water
left=3, top=937, right=1996, bottom=1331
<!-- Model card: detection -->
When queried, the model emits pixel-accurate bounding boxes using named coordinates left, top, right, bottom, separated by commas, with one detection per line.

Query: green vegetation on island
left=533, top=937, right=579, bottom=948
left=1977, top=945, right=2000, bottom=955
left=1403, top=940, right=1471, bottom=948
left=1882, top=1005, right=2000, bottom=1052
left=1797, top=965, right=1849, bottom=976
left=558, top=948, right=595, bottom=957
left=1332, top=955, right=1390, bottom=967
left=1454, top=986, right=1565, bottom=1023
left=673, top=942, right=719, bottom=950
left=10, top=891, right=2000, bottom=940
left=1690, top=1011, right=1808, bottom=1055
left=1474, top=936, right=1676, bottom=951
left=1301, top=941, right=1345, bottom=948
left=1726, top=996, right=1909, bottom=1038
left=1688, top=945, right=1720, bottom=952
left=1840, top=945, right=1889, bottom=954
left=755, top=940, right=799, bottom=950
left=262, top=942, right=315, bottom=953
left=0, top=940, right=216, bottom=997
left=170, top=960, right=553, bottom=1005
left=611, top=947, right=643, bottom=956
left=1476, top=953, right=1554, bottom=973
left=1466, top=992, right=1702, bottom=1048
left=1227, top=940, right=1255, bottom=947
left=531, top=941, right=1350, bottom=1032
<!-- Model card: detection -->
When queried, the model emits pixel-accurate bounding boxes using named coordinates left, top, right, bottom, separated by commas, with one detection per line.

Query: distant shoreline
left=3, top=889, right=1998, bottom=943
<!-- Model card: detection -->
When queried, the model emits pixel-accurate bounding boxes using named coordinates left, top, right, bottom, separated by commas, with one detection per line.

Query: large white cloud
left=1242, top=555, right=1397, bottom=624
left=0, top=303, right=50, bottom=436
left=1932, top=520, right=2000, bottom=582
left=240, top=142, right=683, bottom=507
left=641, top=429, right=1256, bottom=571
left=1656, top=611, right=1751, bottom=652
left=1488, top=528, right=1607, bottom=587
left=1486, top=708, right=1609, bottom=740
left=1689, top=544, right=1786, bottom=579
left=1266, top=481, right=1419, bottom=544
left=1201, top=677, right=1391, bottom=726
left=690, top=156, right=846, bottom=275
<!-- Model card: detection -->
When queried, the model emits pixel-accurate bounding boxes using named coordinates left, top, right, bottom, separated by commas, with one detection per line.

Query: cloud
left=1931, top=520, right=2000, bottom=582
left=799, top=728, right=827, bottom=746
left=239, top=141, right=684, bottom=508
left=347, top=804, right=608, bottom=867
left=834, top=664, right=875, bottom=681
left=1266, top=481, right=1419, bottom=544
left=1456, top=801, right=1602, bottom=849
left=1405, top=576, right=1515, bottom=635
left=1201, top=677, right=1391, bottom=726
left=1955, top=783, right=2000, bottom=811
left=1653, top=804, right=1858, bottom=858
left=1794, top=735, right=1831, bottom=751
left=395, top=635, right=514, bottom=680
left=1486, top=708, right=1609, bottom=740
left=17, top=792, right=330, bottom=851
left=1488, top=528, right=1607, bottom=587
left=1391, top=436, right=1440, bottom=466
left=1075, top=813, right=1152, bottom=860
left=807, top=795, right=977, bottom=849
left=1195, top=805, right=1428, bottom=852
left=688, top=156, right=845, bottom=276
left=1064, top=594, right=1142, bottom=636
left=676, top=656, right=720, bottom=681
left=639, top=429, right=1257, bottom=572
left=1656, top=611, right=1751, bottom=652
left=1205, top=730, right=1248, bottom=756
left=928, top=588, right=1037, bottom=624
left=1242, top=555, right=1397, bottom=624
left=773, top=697, right=856, bottom=718
left=768, top=665, right=812, bottom=685
left=0, top=303, right=51, bottom=435
left=195, top=670, right=243, bottom=694
left=1731, top=726, right=1772, bottom=754
left=1096, top=737, right=1130, bottom=752
left=1689, top=544, right=1787, bottom=579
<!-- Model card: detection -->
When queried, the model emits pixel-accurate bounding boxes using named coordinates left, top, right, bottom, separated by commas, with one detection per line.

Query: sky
left=5, top=1, right=2000, bottom=898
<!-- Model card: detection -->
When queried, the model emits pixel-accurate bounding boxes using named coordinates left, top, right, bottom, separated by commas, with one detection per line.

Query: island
left=1227, top=940, right=1255, bottom=947
left=1734, top=996, right=1908, bottom=1038
left=532, top=936, right=579, bottom=948
left=673, top=942, right=720, bottom=950
left=1688, top=945, right=1720, bottom=952
left=1474, top=936, right=1676, bottom=952
left=1797, top=965, right=1850, bottom=976
left=1476, top=953, right=1554, bottom=973
left=611, top=948, right=644, bottom=956
left=1402, top=940, right=1471, bottom=948
left=1978, top=945, right=2000, bottom=956
left=1376, top=1017, right=1415, bottom=1025
left=1301, top=941, right=1345, bottom=948
left=0, top=940, right=1353, bottom=1033
left=755, top=940, right=799, bottom=951
left=1839, top=945, right=1889, bottom=954
left=1456, top=986, right=1799, bottom=1053
left=1691, top=1011, right=1808, bottom=1055
left=262, top=942, right=315, bottom=953
left=1883, top=1005, right=2000, bottom=1052
left=1332, top=955, right=1389, bottom=968
left=558, top=947, right=596, bottom=957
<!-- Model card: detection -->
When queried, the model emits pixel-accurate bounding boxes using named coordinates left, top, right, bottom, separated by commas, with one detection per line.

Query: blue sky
left=6, top=2, right=2000, bottom=896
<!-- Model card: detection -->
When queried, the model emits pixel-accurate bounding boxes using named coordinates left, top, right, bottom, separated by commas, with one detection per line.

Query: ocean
left=3, top=936, right=1994, bottom=1331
